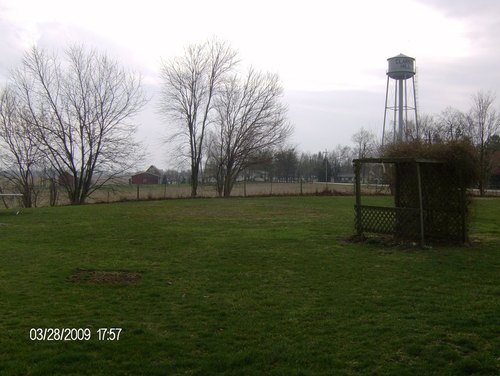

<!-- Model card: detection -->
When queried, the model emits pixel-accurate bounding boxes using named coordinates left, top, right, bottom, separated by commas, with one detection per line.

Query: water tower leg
left=393, top=81, right=397, bottom=143
left=412, top=75, right=419, bottom=139
left=382, top=76, right=390, bottom=147
left=398, top=79, right=404, bottom=142
left=405, top=79, right=409, bottom=137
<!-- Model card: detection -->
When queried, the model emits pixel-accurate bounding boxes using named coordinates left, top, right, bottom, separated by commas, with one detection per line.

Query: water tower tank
left=387, top=53, right=415, bottom=80
left=382, top=53, right=419, bottom=145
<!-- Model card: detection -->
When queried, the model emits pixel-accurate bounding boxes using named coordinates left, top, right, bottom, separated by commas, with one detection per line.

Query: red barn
left=130, top=166, right=162, bottom=185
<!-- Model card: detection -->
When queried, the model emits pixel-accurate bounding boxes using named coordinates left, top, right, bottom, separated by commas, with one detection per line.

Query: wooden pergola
left=353, top=157, right=468, bottom=246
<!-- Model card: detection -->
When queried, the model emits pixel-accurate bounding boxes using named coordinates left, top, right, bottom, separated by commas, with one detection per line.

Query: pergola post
left=415, top=162, right=425, bottom=247
left=459, top=169, right=467, bottom=243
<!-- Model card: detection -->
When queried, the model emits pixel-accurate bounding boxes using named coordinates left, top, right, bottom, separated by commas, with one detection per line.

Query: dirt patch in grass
left=67, top=269, right=142, bottom=284
left=341, top=234, right=423, bottom=249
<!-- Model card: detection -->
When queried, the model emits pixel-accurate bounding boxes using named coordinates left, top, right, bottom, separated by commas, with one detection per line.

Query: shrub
left=383, top=140, right=479, bottom=188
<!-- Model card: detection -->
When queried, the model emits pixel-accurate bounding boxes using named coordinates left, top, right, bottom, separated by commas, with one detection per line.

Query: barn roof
left=131, top=171, right=160, bottom=178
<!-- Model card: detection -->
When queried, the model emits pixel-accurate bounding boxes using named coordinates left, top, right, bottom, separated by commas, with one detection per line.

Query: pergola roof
left=353, top=157, right=445, bottom=164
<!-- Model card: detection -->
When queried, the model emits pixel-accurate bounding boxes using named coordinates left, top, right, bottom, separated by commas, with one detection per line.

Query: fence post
left=354, top=160, right=362, bottom=236
left=136, top=184, right=140, bottom=201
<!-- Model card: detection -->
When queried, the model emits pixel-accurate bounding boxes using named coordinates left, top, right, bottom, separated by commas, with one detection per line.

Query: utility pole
left=324, top=149, right=328, bottom=190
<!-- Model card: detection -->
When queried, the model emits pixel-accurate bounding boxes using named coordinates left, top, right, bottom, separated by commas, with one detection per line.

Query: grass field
left=0, top=196, right=498, bottom=375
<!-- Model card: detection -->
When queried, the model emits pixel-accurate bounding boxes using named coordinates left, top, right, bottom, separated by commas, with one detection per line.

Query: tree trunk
left=191, top=165, right=199, bottom=197
left=479, top=149, right=485, bottom=196
left=223, top=164, right=235, bottom=197
left=49, top=178, right=58, bottom=207
left=215, top=164, right=224, bottom=197
left=223, top=175, right=232, bottom=197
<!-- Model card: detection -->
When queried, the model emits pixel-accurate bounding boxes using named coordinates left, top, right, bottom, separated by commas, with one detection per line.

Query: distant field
left=0, top=196, right=498, bottom=375
left=87, top=181, right=362, bottom=203
left=2, top=181, right=384, bottom=207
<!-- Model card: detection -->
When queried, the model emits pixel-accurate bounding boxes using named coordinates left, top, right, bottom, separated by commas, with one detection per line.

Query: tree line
left=1, top=39, right=499, bottom=206
left=159, top=129, right=374, bottom=187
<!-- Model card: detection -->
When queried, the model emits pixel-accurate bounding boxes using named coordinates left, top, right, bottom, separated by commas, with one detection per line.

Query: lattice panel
left=394, top=208, right=420, bottom=240
left=356, top=205, right=396, bottom=234
left=425, top=210, right=464, bottom=241
left=356, top=206, right=421, bottom=240
left=395, top=163, right=419, bottom=208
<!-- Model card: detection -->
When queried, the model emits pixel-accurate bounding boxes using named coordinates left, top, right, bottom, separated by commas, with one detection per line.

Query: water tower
left=382, top=53, right=418, bottom=144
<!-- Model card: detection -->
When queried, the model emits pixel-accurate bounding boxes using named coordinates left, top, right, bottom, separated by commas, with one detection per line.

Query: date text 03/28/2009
left=29, top=328, right=122, bottom=341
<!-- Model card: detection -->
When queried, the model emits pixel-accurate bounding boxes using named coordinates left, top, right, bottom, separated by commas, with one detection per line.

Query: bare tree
left=0, top=88, right=44, bottom=207
left=330, top=145, right=354, bottom=181
left=468, top=91, right=500, bottom=195
left=159, top=39, right=237, bottom=197
left=352, top=127, right=376, bottom=159
left=352, top=127, right=377, bottom=184
left=273, top=147, right=299, bottom=183
left=436, top=107, right=470, bottom=142
left=209, top=69, right=291, bottom=197
left=8, top=45, right=146, bottom=204
left=415, top=113, right=438, bottom=143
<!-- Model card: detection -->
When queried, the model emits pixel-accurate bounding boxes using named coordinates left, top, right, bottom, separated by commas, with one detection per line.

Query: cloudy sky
left=1, top=0, right=499, bottom=168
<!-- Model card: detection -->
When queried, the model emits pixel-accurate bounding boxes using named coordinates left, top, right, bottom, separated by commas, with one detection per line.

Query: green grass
left=0, top=196, right=499, bottom=375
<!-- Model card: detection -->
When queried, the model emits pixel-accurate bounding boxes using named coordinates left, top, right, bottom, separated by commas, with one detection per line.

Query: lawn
left=0, top=196, right=498, bottom=375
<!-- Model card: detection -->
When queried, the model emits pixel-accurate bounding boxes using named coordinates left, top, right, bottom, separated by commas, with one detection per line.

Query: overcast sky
left=1, top=0, right=500, bottom=168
